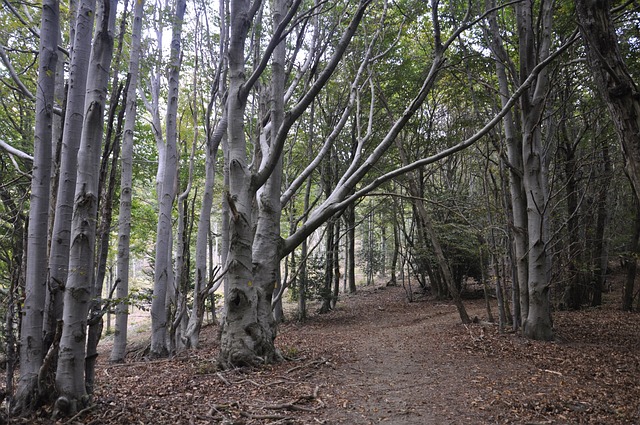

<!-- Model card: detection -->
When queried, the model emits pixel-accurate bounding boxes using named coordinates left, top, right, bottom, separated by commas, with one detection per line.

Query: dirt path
left=277, top=285, right=639, bottom=424
left=17, top=283, right=638, bottom=424
left=285, top=287, right=509, bottom=424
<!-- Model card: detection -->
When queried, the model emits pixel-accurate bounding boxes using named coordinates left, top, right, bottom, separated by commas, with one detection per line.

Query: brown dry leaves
left=9, top=285, right=640, bottom=424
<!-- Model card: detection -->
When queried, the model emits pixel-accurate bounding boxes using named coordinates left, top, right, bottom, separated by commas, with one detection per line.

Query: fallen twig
left=216, top=372, right=231, bottom=385
left=286, top=357, right=328, bottom=374
left=64, top=404, right=98, bottom=424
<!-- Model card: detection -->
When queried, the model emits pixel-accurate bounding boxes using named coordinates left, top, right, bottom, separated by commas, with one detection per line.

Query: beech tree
left=111, top=0, right=145, bottom=363
left=11, top=0, right=59, bottom=414
left=54, top=0, right=117, bottom=414
left=149, top=0, right=186, bottom=358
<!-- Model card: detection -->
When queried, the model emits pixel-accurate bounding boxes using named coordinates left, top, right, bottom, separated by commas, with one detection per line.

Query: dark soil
left=8, top=284, right=640, bottom=424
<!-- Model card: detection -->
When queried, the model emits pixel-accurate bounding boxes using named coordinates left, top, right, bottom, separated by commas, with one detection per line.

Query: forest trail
left=282, top=286, right=514, bottom=424
left=19, top=283, right=639, bottom=424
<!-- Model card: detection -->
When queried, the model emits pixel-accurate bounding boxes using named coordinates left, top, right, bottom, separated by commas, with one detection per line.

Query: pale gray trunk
left=219, top=0, right=280, bottom=366
left=110, top=0, right=145, bottom=364
left=150, top=0, right=186, bottom=357
left=11, top=0, right=59, bottom=415
left=185, top=116, right=225, bottom=347
left=185, top=0, right=227, bottom=347
left=170, top=132, right=197, bottom=353
left=518, top=0, right=554, bottom=341
left=44, top=0, right=96, bottom=351
left=485, top=0, right=528, bottom=327
left=54, top=0, right=117, bottom=414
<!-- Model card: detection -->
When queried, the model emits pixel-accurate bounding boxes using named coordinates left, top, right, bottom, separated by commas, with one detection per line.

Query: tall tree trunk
left=560, top=124, right=582, bottom=310
left=11, top=0, right=59, bottom=415
left=331, top=219, right=341, bottom=309
left=54, top=0, right=117, bottom=415
left=110, top=0, right=145, bottom=364
left=575, top=0, right=640, bottom=205
left=218, top=0, right=265, bottom=367
left=150, top=0, right=186, bottom=358
left=485, top=0, right=528, bottom=328
left=44, top=0, right=96, bottom=353
left=623, top=195, right=640, bottom=311
left=347, top=202, right=357, bottom=292
left=185, top=0, right=227, bottom=348
left=518, top=0, right=554, bottom=341
left=591, top=140, right=612, bottom=306
left=85, top=78, right=125, bottom=393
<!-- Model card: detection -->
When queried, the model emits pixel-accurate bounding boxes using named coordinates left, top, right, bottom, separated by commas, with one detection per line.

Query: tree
left=219, top=0, right=371, bottom=367
left=575, top=0, right=640, bottom=207
left=44, top=0, right=97, bottom=355
left=149, top=0, right=186, bottom=358
left=11, top=0, right=59, bottom=415
left=54, top=0, right=117, bottom=414
left=110, top=0, right=146, bottom=364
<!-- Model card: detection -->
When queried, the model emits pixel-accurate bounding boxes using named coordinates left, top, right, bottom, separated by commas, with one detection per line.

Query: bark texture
left=575, top=0, right=640, bottom=202
left=150, top=0, right=186, bottom=358
left=55, top=0, right=117, bottom=414
left=11, top=0, right=59, bottom=415
left=110, top=0, right=145, bottom=363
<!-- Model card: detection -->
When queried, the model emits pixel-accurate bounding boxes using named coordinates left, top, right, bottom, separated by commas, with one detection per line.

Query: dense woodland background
left=0, top=0, right=639, bottom=420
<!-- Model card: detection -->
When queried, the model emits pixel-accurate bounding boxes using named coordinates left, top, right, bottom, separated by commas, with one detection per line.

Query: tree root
left=207, top=386, right=325, bottom=422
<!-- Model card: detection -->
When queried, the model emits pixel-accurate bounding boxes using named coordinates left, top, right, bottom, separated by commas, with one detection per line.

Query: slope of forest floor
left=9, top=282, right=640, bottom=424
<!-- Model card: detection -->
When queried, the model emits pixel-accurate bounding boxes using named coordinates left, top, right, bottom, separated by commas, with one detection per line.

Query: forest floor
left=10, top=281, right=640, bottom=424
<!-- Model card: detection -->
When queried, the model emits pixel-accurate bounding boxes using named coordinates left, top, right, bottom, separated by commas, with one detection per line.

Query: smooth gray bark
left=150, top=0, right=186, bottom=358
left=518, top=0, right=554, bottom=341
left=44, top=0, right=96, bottom=352
left=485, top=0, right=528, bottom=328
left=11, top=0, right=59, bottom=415
left=110, top=0, right=145, bottom=364
left=54, top=0, right=117, bottom=414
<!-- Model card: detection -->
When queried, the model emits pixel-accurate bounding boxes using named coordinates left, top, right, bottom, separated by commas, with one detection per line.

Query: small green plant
left=279, top=345, right=300, bottom=359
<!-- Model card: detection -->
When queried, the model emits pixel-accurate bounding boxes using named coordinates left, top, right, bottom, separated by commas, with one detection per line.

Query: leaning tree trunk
left=150, top=0, right=186, bottom=358
left=11, top=0, right=59, bottom=415
left=575, top=0, right=640, bottom=204
left=54, top=0, right=117, bottom=415
left=397, top=137, right=470, bottom=323
left=110, top=0, right=145, bottom=364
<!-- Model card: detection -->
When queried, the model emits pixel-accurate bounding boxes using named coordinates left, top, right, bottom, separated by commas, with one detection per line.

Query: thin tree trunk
left=85, top=78, right=125, bottom=393
left=591, top=140, right=612, bottom=306
left=110, top=0, right=145, bottom=364
left=150, top=0, right=186, bottom=358
left=347, top=202, right=357, bottom=292
left=519, top=0, right=554, bottom=341
left=623, top=194, right=640, bottom=311
left=485, top=0, right=528, bottom=328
